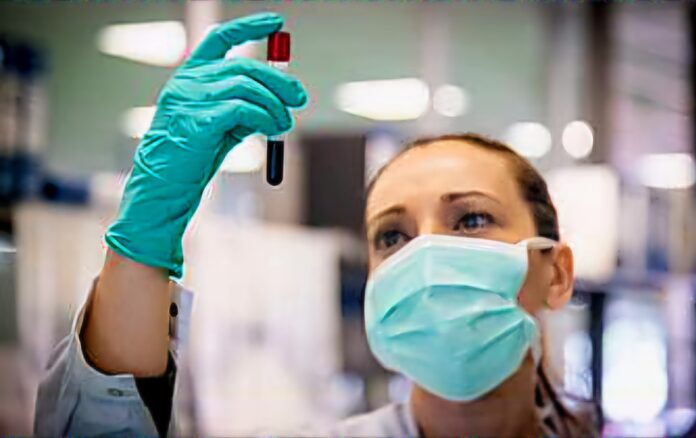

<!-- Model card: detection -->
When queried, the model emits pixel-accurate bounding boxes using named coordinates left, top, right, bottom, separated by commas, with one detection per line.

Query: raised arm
left=81, top=12, right=308, bottom=377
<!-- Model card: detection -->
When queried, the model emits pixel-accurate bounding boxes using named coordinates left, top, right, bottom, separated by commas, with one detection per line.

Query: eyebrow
left=440, top=190, right=503, bottom=205
left=366, top=205, right=406, bottom=227
left=366, top=190, right=502, bottom=227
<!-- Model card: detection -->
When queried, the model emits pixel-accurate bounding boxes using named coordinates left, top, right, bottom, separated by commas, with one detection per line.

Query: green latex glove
left=105, top=12, right=307, bottom=278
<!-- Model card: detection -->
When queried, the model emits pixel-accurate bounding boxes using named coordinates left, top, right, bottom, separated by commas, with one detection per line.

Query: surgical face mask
left=364, top=233, right=556, bottom=402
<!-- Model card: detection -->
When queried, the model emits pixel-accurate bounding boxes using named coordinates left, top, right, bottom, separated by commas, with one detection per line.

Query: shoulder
left=329, top=403, right=418, bottom=438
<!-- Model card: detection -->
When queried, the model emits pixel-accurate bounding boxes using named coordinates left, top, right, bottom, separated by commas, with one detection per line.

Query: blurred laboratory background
left=0, top=1, right=695, bottom=436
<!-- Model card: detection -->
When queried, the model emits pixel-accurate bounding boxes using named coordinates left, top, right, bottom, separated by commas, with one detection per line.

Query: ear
left=545, top=243, right=574, bottom=309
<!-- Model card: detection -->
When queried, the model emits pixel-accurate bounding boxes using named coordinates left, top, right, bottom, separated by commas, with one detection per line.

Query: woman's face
left=365, top=140, right=572, bottom=314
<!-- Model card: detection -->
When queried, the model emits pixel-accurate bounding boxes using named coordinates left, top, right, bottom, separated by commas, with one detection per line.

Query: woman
left=35, top=12, right=594, bottom=437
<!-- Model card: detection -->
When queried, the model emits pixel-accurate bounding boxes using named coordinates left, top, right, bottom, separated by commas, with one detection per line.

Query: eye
left=375, top=229, right=408, bottom=250
left=455, top=211, right=494, bottom=233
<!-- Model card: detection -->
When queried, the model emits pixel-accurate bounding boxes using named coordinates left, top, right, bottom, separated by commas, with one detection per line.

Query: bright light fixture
left=637, top=153, right=696, bottom=189
left=219, top=135, right=266, bottom=173
left=432, top=84, right=469, bottom=117
left=602, top=317, right=668, bottom=422
left=562, top=120, right=594, bottom=159
left=334, top=78, right=430, bottom=121
left=503, top=122, right=552, bottom=158
left=546, top=165, right=619, bottom=283
left=121, top=106, right=156, bottom=139
left=97, top=21, right=186, bottom=67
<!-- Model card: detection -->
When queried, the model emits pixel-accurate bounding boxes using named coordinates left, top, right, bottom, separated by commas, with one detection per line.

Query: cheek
left=367, top=251, right=379, bottom=273
left=517, top=286, right=537, bottom=314
left=517, top=259, right=548, bottom=314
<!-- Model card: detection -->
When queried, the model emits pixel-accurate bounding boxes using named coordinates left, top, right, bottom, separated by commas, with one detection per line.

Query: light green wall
left=0, top=2, right=184, bottom=174
left=0, top=2, right=547, bottom=174
left=222, top=2, right=422, bottom=132
left=222, top=2, right=547, bottom=133
left=448, top=2, right=547, bottom=133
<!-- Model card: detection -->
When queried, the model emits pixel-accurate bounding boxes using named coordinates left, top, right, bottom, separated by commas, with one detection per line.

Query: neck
left=410, top=356, right=540, bottom=438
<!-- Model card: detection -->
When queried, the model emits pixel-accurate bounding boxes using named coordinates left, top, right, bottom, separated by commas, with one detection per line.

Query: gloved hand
left=105, top=12, right=307, bottom=278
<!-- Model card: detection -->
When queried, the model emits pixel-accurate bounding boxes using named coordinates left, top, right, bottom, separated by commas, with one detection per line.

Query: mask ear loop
left=519, top=237, right=558, bottom=309
left=520, top=236, right=557, bottom=251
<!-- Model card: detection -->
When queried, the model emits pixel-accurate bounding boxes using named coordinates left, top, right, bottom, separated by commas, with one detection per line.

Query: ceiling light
left=97, top=21, right=186, bottom=67
left=334, top=78, right=429, bottom=121
left=432, top=84, right=469, bottom=117
left=637, top=153, right=695, bottom=189
left=503, top=122, right=552, bottom=158
left=562, top=120, right=594, bottom=159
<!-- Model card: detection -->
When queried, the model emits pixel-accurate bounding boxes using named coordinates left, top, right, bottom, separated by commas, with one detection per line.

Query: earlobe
left=545, top=243, right=574, bottom=310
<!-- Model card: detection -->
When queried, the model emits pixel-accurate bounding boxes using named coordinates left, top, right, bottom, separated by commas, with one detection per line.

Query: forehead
left=366, top=140, right=522, bottom=218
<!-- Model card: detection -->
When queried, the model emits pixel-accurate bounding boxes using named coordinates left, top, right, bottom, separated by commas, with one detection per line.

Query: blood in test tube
left=266, top=31, right=291, bottom=186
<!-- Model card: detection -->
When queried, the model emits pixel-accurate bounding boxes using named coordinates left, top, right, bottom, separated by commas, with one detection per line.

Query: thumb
left=186, top=12, right=283, bottom=64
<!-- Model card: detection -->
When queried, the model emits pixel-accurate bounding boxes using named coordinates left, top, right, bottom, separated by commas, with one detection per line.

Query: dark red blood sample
left=266, top=140, right=284, bottom=186
left=267, top=32, right=290, bottom=62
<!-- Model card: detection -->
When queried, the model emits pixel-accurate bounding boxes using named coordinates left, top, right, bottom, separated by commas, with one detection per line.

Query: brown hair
left=364, top=132, right=596, bottom=437
left=365, top=132, right=559, bottom=241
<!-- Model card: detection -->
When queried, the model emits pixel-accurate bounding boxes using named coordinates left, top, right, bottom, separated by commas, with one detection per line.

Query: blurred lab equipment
left=182, top=213, right=345, bottom=435
left=0, top=38, right=47, bottom=222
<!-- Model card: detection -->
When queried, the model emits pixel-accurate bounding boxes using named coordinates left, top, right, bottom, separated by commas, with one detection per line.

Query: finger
left=204, top=58, right=307, bottom=108
left=188, top=12, right=283, bottom=63
left=205, top=76, right=292, bottom=129
left=212, top=99, right=292, bottom=137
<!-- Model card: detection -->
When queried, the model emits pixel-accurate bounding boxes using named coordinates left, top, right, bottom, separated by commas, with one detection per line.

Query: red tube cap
left=267, top=31, right=290, bottom=62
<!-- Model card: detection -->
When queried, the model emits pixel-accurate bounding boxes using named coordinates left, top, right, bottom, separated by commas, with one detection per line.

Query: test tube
left=266, top=31, right=290, bottom=186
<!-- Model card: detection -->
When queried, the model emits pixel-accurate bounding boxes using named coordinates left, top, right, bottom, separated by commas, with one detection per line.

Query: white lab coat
left=33, top=281, right=419, bottom=437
